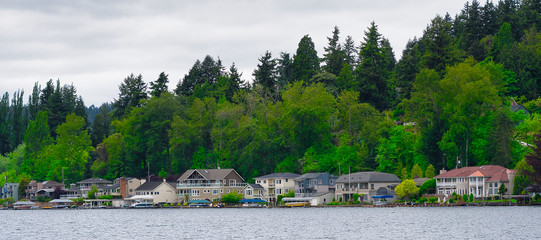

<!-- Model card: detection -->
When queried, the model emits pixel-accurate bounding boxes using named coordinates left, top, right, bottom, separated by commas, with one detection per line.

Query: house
left=102, top=177, right=142, bottom=198
left=176, top=168, right=245, bottom=201
left=254, top=172, right=300, bottom=202
left=334, top=172, right=401, bottom=203
left=1, top=183, right=19, bottom=201
left=434, top=165, right=516, bottom=198
left=77, top=178, right=112, bottom=196
left=244, top=184, right=265, bottom=200
left=25, top=180, right=65, bottom=200
left=294, top=172, right=337, bottom=198
left=134, top=179, right=178, bottom=204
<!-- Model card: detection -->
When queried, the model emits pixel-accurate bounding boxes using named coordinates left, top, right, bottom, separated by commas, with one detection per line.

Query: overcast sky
left=0, top=0, right=467, bottom=107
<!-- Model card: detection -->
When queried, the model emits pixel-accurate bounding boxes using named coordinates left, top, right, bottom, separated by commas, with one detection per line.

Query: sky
left=0, top=0, right=467, bottom=107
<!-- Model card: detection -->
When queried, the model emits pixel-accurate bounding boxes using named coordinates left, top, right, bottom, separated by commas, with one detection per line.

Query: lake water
left=2, top=206, right=540, bottom=239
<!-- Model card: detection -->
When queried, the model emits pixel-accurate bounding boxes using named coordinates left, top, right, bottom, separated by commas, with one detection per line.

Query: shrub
left=339, top=197, right=343, bottom=202
left=463, top=194, right=468, bottom=202
left=428, top=197, right=438, bottom=203
left=493, top=195, right=500, bottom=200
left=163, top=203, right=169, bottom=207
left=469, top=193, right=474, bottom=202
left=98, top=195, right=113, bottom=200
left=88, top=185, right=98, bottom=199
left=221, top=191, right=243, bottom=203
left=534, top=194, right=541, bottom=201
left=418, top=197, right=427, bottom=204
left=448, top=199, right=455, bottom=204
left=327, top=201, right=340, bottom=206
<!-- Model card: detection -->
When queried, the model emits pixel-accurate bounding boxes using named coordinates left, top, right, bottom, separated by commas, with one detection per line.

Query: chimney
left=120, top=177, right=127, bottom=198
left=439, top=169, right=447, bottom=175
left=70, top=183, right=76, bottom=189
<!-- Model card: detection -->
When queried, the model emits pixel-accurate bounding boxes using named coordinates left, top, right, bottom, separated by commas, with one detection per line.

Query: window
left=192, top=189, right=200, bottom=196
left=264, top=180, right=267, bottom=184
left=276, top=180, right=281, bottom=184
left=256, top=180, right=261, bottom=184
left=489, top=183, right=492, bottom=187
left=246, top=189, right=253, bottom=196
left=156, top=192, right=159, bottom=195
left=227, top=189, right=230, bottom=193
left=371, top=184, right=374, bottom=190
left=212, top=189, right=218, bottom=195
left=494, top=183, right=498, bottom=188
left=277, top=188, right=282, bottom=195
left=229, top=179, right=236, bottom=186
left=220, top=189, right=223, bottom=193
left=337, top=185, right=342, bottom=189
left=318, top=180, right=322, bottom=184
left=285, top=179, right=288, bottom=182
left=130, top=189, right=133, bottom=192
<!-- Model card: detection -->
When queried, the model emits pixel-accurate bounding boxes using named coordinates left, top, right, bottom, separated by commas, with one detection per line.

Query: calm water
left=1, top=206, right=539, bottom=239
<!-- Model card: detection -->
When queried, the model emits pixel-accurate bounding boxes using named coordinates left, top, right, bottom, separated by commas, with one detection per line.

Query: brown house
left=176, top=169, right=245, bottom=202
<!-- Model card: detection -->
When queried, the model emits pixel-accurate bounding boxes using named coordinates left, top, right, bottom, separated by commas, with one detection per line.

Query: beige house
left=134, top=179, right=178, bottom=204
left=435, top=165, right=515, bottom=198
left=254, top=172, right=300, bottom=202
left=335, top=172, right=401, bottom=203
left=176, top=169, right=245, bottom=201
left=102, top=177, right=142, bottom=198
left=244, top=184, right=265, bottom=200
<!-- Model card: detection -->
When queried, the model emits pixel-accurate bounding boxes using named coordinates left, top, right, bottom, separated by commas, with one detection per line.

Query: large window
left=212, top=189, right=218, bottom=195
left=192, top=189, right=200, bottom=196
left=275, top=179, right=282, bottom=184
left=246, top=189, right=253, bottom=196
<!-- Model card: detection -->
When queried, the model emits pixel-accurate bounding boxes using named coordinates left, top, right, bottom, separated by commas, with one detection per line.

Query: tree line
left=0, top=1, right=539, bottom=192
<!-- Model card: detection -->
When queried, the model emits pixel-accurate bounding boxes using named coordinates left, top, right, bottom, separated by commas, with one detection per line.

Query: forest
left=0, top=1, right=539, bottom=192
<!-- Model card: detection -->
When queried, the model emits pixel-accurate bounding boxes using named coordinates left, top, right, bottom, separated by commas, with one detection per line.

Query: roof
left=335, top=172, right=401, bottom=184
left=295, top=173, right=328, bottom=181
left=413, top=178, right=430, bottom=186
left=42, top=181, right=63, bottom=186
left=77, top=178, right=112, bottom=184
left=247, top=184, right=264, bottom=189
left=135, top=180, right=177, bottom=191
left=434, top=165, right=515, bottom=182
left=255, top=172, right=300, bottom=179
left=102, top=184, right=120, bottom=190
left=177, top=169, right=244, bottom=182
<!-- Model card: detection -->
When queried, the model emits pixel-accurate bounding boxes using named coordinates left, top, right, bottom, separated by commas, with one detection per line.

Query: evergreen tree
left=90, top=104, right=112, bottom=147
left=21, top=111, right=53, bottom=180
left=253, top=51, right=277, bottom=95
left=488, top=109, right=514, bottom=167
left=462, top=0, right=486, bottom=61
left=8, top=90, right=26, bottom=150
left=0, top=93, right=10, bottom=155
left=293, top=35, right=320, bottom=82
left=112, top=73, right=148, bottom=118
left=323, top=26, right=346, bottom=76
left=276, top=52, right=295, bottom=91
left=149, top=72, right=169, bottom=98
left=27, top=82, right=40, bottom=121
left=175, top=55, right=224, bottom=97
left=420, top=15, right=463, bottom=73
left=343, top=35, right=357, bottom=67
left=395, top=38, right=421, bottom=100
left=356, top=22, right=389, bottom=110
left=336, top=63, right=358, bottom=93
left=525, top=130, right=541, bottom=190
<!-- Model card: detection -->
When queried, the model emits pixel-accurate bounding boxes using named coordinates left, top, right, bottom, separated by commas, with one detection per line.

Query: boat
left=239, top=199, right=267, bottom=207
left=282, top=197, right=311, bottom=207
left=188, top=199, right=211, bottom=208
left=131, top=202, right=153, bottom=208
left=13, top=201, right=38, bottom=210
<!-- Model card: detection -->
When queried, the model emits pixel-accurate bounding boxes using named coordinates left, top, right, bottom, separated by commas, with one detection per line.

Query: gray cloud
left=0, top=0, right=466, bottom=106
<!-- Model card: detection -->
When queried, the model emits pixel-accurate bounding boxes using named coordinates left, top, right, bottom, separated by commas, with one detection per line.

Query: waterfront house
left=294, top=172, right=337, bottom=198
left=77, top=178, right=112, bottom=197
left=434, top=165, right=515, bottom=198
left=134, top=179, right=178, bottom=204
left=1, top=183, right=19, bottom=201
left=176, top=168, right=245, bottom=202
left=26, top=180, right=65, bottom=200
left=254, top=172, right=300, bottom=202
left=335, top=172, right=401, bottom=203
left=102, top=177, right=142, bottom=198
left=243, top=184, right=265, bottom=200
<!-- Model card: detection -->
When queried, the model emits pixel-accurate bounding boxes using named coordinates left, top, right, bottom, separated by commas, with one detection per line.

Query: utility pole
left=62, top=167, right=66, bottom=185
left=147, top=161, right=150, bottom=182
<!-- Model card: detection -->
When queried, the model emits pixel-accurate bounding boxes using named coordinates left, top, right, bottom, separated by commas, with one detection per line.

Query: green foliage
left=221, top=191, right=243, bottom=203
left=97, top=195, right=113, bottom=200
left=88, top=185, right=98, bottom=199
left=425, top=164, right=436, bottom=178
left=428, top=197, right=438, bottom=203
left=395, top=179, right=420, bottom=199
left=412, top=164, right=423, bottom=178
left=498, top=183, right=508, bottom=196
left=463, top=194, right=469, bottom=202
left=419, top=179, right=436, bottom=195
left=469, top=193, right=474, bottom=202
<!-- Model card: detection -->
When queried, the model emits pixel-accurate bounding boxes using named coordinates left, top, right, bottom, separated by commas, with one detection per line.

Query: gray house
left=334, top=172, right=401, bottom=203
left=294, top=172, right=337, bottom=197
left=1, top=183, right=19, bottom=201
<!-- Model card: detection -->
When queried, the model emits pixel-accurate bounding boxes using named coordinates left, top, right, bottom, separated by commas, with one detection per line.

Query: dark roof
left=102, top=184, right=120, bottom=189
left=135, top=181, right=177, bottom=191
left=295, top=173, right=328, bottom=181
left=247, top=184, right=264, bottom=189
left=42, top=181, right=64, bottom=186
left=177, top=169, right=244, bottom=182
left=511, top=105, right=530, bottom=115
left=335, top=172, right=401, bottom=184
left=77, top=178, right=112, bottom=184
left=413, top=178, right=430, bottom=186
left=435, top=165, right=514, bottom=182
left=255, top=172, right=301, bottom=179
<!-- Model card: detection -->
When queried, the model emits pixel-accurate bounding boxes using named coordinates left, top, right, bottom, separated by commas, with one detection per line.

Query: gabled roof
left=135, top=180, right=177, bottom=191
left=177, top=169, right=244, bottom=182
left=255, top=172, right=301, bottom=179
left=77, top=178, right=112, bottom=184
left=295, top=173, right=328, bottom=181
left=435, top=165, right=515, bottom=182
left=247, top=184, right=264, bottom=189
left=335, top=172, right=401, bottom=184
left=42, top=181, right=63, bottom=186
left=102, top=184, right=120, bottom=190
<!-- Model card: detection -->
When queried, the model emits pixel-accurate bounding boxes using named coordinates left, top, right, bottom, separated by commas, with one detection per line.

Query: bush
left=428, top=197, right=438, bottom=203
left=221, top=191, right=243, bottom=203
left=463, top=194, right=468, bottom=202
left=448, top=199, right=455, bottom=204
left=418, top=197, right=427, bottom=204
left=88, top=185, right=98, bottom=199
left=469, top=193, right=474, bottom=202
left=534, top=194, right=541, bottom=201
left=493, top=195, right=500, bottom=200
left=98, top=195, right=113, bottom=200
left=327, top=201, right=340, bottom=206
left=163, top=203, right=169, bottom=207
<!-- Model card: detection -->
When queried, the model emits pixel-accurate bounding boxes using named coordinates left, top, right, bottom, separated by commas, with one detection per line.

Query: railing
left=228, top=183, right=247, bottom=188
left=177, top=183, right=222, bottom=188
left=436, top=182, right=456, bottom=187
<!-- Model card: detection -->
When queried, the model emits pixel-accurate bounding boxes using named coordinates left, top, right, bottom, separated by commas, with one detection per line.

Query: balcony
left=436, top=182, right=457, bottom=187
left=177, top=183, right=222, bottom=188
left=228, top=183, right=247, bottom=188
